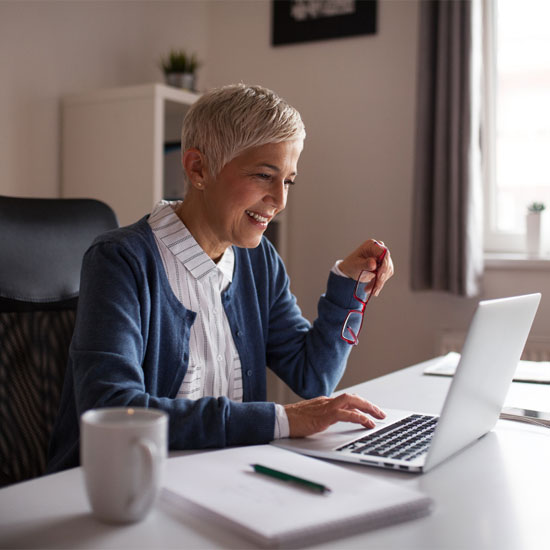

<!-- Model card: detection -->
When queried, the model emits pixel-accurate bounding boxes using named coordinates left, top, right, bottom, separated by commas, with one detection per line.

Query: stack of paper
left=424, top=352, right=550, bottom=384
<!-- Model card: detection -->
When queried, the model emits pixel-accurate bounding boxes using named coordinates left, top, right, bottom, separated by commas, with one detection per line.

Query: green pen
left=251, top=464, right=332, bottom=494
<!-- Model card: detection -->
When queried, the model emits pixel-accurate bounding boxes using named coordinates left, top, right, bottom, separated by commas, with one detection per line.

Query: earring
left=196, top=181, right=203, bottom=188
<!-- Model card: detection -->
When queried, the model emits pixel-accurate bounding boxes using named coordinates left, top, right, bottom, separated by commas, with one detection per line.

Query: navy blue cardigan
left=47, top=217, right=358, bottom=473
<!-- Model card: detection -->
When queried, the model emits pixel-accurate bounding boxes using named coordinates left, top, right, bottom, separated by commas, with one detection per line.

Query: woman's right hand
left=284, top=393, right=386, bottom=438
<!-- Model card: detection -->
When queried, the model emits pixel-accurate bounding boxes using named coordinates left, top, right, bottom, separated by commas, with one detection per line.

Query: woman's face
left=198, top=140, right=303, bottom=259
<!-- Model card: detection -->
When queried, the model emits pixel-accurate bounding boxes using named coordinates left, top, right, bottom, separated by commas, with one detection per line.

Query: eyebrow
left=256, top=163, right=298, bottom=177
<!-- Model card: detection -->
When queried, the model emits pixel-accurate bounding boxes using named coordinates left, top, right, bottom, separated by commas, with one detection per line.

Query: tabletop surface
left=1, top=357, right=549, bottom=549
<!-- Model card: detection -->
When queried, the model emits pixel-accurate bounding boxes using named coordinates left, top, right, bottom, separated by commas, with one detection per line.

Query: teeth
left=246, top=210, right=269, bottom=223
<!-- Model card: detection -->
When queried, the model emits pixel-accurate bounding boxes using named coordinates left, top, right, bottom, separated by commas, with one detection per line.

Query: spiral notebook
left=161, top=445, right=432, bottom=548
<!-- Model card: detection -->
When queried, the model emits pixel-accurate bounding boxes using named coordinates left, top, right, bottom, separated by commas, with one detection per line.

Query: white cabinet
left=61, top=83, right=199, bottom=226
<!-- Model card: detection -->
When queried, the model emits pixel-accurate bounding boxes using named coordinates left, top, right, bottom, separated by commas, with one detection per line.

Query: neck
left=175, top=194, right=228, bottom=263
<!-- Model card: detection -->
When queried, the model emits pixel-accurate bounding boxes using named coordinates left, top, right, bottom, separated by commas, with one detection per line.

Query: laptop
left=273, top=293, right=541, bottom=473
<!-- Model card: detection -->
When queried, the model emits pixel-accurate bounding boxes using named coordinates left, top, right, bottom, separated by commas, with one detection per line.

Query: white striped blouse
left=148, top=201, right=288, bottom=438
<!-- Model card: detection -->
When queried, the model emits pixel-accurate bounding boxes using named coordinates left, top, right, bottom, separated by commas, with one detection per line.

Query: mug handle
left=125, top=438, right=159, bottom=518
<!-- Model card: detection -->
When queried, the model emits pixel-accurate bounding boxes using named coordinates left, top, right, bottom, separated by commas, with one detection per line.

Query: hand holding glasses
left=341, top=247, right=387, bottom=346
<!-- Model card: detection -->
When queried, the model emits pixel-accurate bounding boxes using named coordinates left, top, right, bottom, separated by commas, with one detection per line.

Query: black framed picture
left=272, top=0, right=377, bottom=46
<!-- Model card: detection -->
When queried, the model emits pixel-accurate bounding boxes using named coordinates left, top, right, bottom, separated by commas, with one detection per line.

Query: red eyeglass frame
left=340, top=248, right=387, bottom=345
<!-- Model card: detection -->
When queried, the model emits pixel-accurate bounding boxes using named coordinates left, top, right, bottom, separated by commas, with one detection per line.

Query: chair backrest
left=0, top=196, right=118, bottom=486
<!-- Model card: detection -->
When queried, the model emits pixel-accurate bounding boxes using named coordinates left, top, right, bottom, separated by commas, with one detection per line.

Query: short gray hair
left=181, top=84, right=306, bottom=180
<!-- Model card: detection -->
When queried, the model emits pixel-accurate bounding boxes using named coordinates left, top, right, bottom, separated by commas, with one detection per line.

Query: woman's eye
left=253, top=173, right=295, bottom=186
left=255, top=173, right=272, bottom=181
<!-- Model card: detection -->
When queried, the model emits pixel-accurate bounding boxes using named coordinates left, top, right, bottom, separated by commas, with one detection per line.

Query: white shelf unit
left=61, top=83, right=199, bottom=226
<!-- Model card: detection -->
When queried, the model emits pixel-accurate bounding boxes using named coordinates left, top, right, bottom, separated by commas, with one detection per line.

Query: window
left=483, top=0, right=550, bottom=254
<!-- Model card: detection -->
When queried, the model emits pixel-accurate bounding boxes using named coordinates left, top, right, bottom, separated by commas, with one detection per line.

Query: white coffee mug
left=80, top=407, right=168, bottom=524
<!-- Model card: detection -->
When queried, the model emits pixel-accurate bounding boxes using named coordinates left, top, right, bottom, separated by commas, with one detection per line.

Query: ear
left=182, top=148, right=208, bottom=190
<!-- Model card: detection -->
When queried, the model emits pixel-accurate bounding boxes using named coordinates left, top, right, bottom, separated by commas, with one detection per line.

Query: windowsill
left=484, top=252, right=550, bottom=270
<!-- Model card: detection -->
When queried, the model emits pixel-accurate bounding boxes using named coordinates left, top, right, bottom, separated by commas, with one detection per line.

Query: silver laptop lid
left=424, top=293, right=541, bottom=472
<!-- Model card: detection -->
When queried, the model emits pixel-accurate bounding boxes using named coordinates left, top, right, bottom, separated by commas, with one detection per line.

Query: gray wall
left=1, top=0, right=548, bottom=395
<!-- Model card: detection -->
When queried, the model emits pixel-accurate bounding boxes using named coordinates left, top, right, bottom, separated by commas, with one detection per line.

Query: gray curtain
left=411, top=0, right=483, bottom=297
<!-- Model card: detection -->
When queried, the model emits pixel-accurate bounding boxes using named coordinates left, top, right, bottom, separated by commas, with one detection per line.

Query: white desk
left=1, top=357, right=549, bottom=549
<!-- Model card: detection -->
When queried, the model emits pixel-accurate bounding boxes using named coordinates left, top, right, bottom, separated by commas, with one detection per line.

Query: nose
left=265, top=179, right=287, bottom=211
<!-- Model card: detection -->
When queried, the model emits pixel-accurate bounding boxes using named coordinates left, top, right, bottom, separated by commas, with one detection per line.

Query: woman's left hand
left=338, top=239, right=394, bottom=296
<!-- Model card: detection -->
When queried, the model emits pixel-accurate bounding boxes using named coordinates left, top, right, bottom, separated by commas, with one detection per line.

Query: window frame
left=480, top=0, right=550, bottom=256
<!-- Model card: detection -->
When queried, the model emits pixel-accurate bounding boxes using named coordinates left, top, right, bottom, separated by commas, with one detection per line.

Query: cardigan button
left=236, top=330, right=242, bottom=337
left=246, top=370, right=252, bottom=377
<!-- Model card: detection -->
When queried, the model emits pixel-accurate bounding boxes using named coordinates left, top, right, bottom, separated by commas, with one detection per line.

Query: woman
left=47, top=84, right=394, bottom=472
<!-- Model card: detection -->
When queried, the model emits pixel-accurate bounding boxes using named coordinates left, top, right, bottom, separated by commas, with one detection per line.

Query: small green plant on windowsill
left=527, top=202, right=546, bottom=213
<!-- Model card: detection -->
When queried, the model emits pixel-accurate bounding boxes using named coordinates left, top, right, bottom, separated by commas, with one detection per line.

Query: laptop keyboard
left=336, top=414, right=438, bottom=462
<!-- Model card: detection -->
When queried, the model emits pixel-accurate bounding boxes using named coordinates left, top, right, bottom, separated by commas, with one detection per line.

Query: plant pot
left=165, top=72, right=195, bottom=91
left=526, top=212, right=542, bottom=257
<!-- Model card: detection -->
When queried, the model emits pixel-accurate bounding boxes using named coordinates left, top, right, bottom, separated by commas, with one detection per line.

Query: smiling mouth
left=245, top=210, right=270, bottom=225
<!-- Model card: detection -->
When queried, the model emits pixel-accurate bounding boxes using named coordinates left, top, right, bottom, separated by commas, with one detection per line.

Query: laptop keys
left=336, top=414, right=438, bottom=462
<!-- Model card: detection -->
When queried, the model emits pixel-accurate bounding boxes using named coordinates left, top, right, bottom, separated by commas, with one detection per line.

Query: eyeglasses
left=341, top=248, right=387, bottom=346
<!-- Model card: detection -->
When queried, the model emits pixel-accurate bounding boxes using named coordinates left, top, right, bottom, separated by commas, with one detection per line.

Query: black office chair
left=0, top=195, right=118, bottom=486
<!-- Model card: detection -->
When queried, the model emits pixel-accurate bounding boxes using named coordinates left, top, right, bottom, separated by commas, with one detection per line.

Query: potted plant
left=526, top=202, right=546, bottom=257
left=160, top=49, right=200, bottom=91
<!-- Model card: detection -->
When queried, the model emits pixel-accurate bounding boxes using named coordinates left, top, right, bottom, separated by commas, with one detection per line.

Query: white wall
left=1, top=0, right=548, bottom=396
